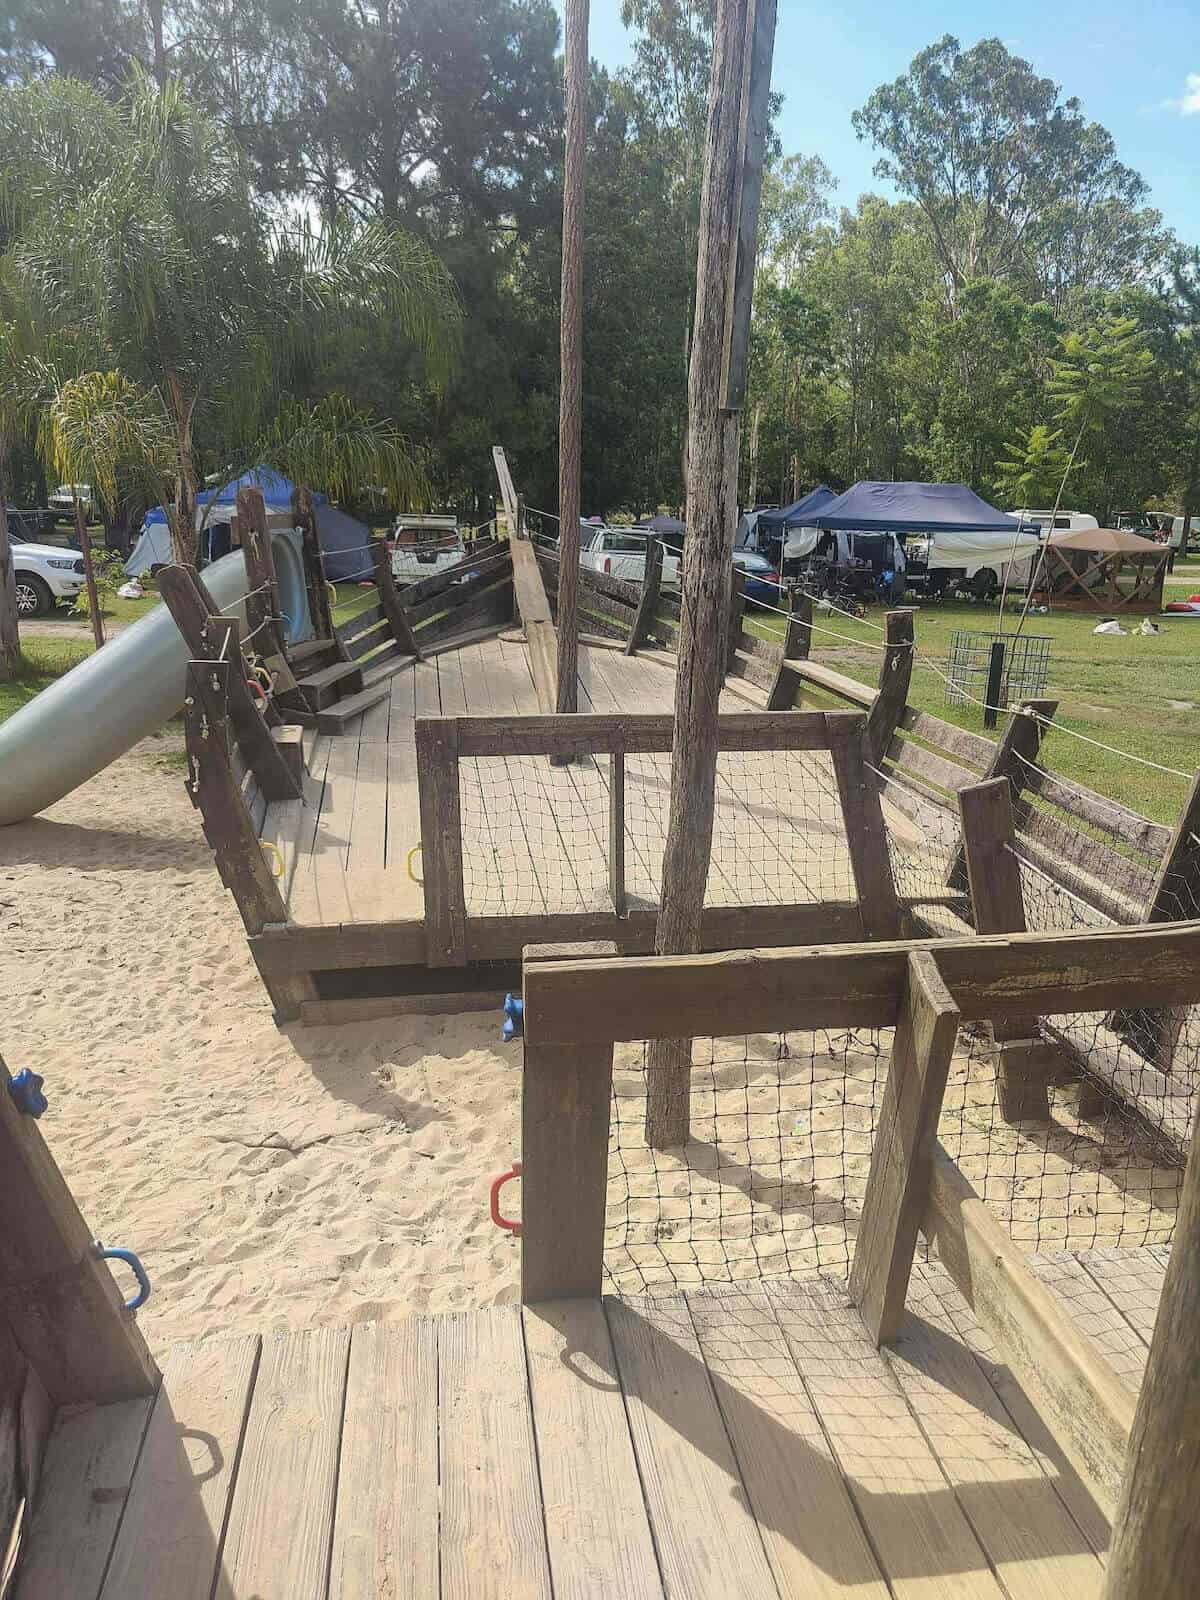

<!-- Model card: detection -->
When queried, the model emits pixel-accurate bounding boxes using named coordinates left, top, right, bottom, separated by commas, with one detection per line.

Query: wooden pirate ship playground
left=3, top=445, right=1200, bottom=1596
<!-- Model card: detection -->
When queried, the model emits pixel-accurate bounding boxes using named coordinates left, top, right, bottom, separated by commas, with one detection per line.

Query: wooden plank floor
left=15, top=1249, right=1166, bottom=1600
left=266, top=638, right=857, bottom=927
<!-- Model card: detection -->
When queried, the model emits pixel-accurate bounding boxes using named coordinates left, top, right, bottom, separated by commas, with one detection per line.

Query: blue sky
left=570, top=0, right=1200, bottom=244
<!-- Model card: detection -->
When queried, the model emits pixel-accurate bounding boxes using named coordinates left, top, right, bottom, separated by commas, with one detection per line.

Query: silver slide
left=0, top=533, right=314, bottom=826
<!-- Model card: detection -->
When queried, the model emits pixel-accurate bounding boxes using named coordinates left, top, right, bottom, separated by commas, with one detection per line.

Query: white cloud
left=1164, top=72, right=1200, bottom=115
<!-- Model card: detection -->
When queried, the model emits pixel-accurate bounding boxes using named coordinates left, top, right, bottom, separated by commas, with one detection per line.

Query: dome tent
left=125, top=467, right=374, bottom=582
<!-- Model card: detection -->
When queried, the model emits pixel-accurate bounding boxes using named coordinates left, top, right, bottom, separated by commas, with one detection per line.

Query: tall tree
left=853, top=36, right=1168, bottom=309
left=0, top=70, right=461, bottom=560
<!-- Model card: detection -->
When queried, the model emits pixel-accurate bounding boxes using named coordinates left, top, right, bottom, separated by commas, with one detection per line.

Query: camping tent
left=1033, top=526, right=1169, bottom=613
left=810, top=481, right=1029, bottom=534
left=124, top=467, right=372, bottom=582
left=745, top=486, right=838, bottom=560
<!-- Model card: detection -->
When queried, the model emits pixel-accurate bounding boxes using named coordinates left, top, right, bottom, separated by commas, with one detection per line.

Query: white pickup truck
left=579, top=524, right=681, bottom=589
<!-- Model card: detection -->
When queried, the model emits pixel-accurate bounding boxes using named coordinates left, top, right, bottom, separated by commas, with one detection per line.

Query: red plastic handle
left=246, top=677, right=267, bottom=704
left=490, top=1163, right=522, bottom=1235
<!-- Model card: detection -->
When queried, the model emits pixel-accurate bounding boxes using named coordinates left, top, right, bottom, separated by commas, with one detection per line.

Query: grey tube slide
left=0, top=549, right=257, bottom=826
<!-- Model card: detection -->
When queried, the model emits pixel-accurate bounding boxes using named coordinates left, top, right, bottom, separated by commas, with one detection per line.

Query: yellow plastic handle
left=261, top=841, right=285, bottom=879
left=407, top=843, right=424, bottom=885
left=327, top=581, right=339, bottom=611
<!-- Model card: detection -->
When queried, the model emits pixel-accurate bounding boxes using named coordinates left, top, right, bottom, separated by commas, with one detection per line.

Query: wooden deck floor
left=265, top=638, right=857, bottom=930
left=15, top=1248, right=1167, bottom=1600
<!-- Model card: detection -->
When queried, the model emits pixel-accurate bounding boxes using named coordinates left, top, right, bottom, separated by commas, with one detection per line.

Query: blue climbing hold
left=94, top=1243, right=152, bottom=1312
left=502, top=993, right=524, bottom=1042
left=8, top=1068, right=47, bottom=1118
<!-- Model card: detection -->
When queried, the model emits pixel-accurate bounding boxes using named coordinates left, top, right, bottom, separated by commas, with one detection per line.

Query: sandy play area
left=0, top=733, right=1183, bottom=1355
left=0, top=734, right=524, bottom=1352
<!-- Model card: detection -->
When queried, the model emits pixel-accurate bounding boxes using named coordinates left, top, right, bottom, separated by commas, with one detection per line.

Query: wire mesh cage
left=945, top=629, right=1051, bottom=713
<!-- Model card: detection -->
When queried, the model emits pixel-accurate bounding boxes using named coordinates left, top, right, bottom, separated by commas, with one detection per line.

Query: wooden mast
left=555, top=0, right=589, bottom=714
left=645, top=0, right=777, bottom=1148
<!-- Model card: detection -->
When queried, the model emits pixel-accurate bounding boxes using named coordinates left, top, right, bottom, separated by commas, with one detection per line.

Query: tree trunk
left=0, top=496, right=22, bottom=679
left=646, top=0, right=776, bottom=1150
left=147, top=0, right=168, bottom=85
left=747, top=400, right=761, bottom=507
left=555, top=0, right=589, bottom=714
left=74, top=499, right=105, bottom=651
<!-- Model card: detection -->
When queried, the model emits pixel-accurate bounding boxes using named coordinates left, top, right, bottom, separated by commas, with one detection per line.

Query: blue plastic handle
left=95, top=1243, right=151, bottom=1312
left=8, top=1068, right=47, bottom=1118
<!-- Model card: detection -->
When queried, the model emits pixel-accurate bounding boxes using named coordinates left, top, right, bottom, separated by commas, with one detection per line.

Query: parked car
left=49, top=483, right=94, bottom=523
left=390, top=513, right=464, bottom=583
left=731, top=549, right=784, bottom=605
left=580, top=525, right=681, bottom=590
left=8, top=534, right=86, bottom=616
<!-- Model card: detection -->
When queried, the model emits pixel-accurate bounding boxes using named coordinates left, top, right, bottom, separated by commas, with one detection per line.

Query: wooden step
left=295, top=658, right=365, bottom=710
left=361, top=646, right=414, bottom=687
left=270, top=722, right=306, bottom=783
left=289, top=638, right=340, bottom=666
left=315, top=680, right=392, bottom=732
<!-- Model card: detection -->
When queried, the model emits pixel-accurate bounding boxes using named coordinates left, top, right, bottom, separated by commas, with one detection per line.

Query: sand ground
left=0, top=735, right=1181, bottom=1354
left=0, top=736, right=524, bottom=1352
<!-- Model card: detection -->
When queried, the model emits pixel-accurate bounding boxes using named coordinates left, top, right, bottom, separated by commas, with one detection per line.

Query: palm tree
left=0, top=70, right=461, bottom=564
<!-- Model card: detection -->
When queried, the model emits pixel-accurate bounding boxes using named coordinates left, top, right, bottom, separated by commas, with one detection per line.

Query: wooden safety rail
left=518, top=913, right=1200, bottom=1590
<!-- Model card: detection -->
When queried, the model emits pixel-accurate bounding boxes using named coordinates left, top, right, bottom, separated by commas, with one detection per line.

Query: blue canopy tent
left=124, top=467, right=373, bottom=582
left=809, top=481, right=1027, bottom=534
left=756, top=484, right=838, bottom=534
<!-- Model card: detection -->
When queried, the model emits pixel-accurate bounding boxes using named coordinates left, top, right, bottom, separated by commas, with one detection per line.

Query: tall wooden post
left=555, top=0, right=588, bottom=714
left=73, top=497, right=105, bottom=651
left=1103, top=1101, right=1200, bottom=1599
left=0, top=497, right=21, bottom=677
left=646, top=0, right=777, bottom=1149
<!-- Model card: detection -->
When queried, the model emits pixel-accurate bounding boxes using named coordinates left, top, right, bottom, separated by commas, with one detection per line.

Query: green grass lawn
left=747, top=596, right=1198, bottom=822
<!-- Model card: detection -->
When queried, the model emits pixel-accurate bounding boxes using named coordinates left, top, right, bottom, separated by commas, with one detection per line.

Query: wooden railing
left=518, top=912, right=1200, bottom=1564
left=414, top=708, right=902, bottom=968
left=334, top=538, right=514, bottom=669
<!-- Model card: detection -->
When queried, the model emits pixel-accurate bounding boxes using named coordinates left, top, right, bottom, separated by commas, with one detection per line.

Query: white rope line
left=1020, top=711, right=1193, bottom=782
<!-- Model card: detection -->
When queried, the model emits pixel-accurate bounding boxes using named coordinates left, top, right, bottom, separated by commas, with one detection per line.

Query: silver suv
left=10, top=535, right=86, bottom=616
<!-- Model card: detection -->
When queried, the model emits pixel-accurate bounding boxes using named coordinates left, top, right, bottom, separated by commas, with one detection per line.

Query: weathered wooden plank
left=626, top=535, right=663, bottom=655
left=0, top=1052, right=158, bottom=1407
left=452, top=708, right=837, bottom=757
left=769, top=1275, right=1005, bottom=1598
left=826, top=712, right=901, bottom=939
left=371, top=538, right=422, bottom=659
left=1074, top=1248, right=1166, bottom=1350
left=921, top=1150, right=1136, bottom=1522
left=608, top=750, right=626, bottom=915
left=899, top=707, right=995, bottom=770
left=1020, top=764, right=1169, bottom=858
left=16, top=1393, right=155, bottom=1600
left=521, top=920, right=1200, bottom=1045
left=328, top=1319, right=438, bottom=1600
left=793, top=659, right=876, bottom=708
left=510, top=536, right=558, bottom=714
left=220, top=1326, right=350, bottom=1600
left=850, top=951, right=960, bottom=1344
left=335, top=600, right=385, bottom=643
left=522, top=1301, right=663, bottom=1599
left=438, top=1306, right=553, bottom=1600
left=1104, top=1094, right=1200, bottom=1599
left=521, top=942, right=618, bottom=1303
left=396, top=540, right=503, bottom=607
left=605, top=1295, right=781, bottom=1599
left=99, top=1336, right=260, bottom=1600
left=960, top=778, right=1052, bottom=1122
left=863, top=608, right=914, bottom=768
left=414, top=716, right=467, bottom=966
left=889, top=1267, right=1104, bottom=1597
left=889, top=734, right=979, bottom=798
left=687, top=1285, right=890, bottom=1599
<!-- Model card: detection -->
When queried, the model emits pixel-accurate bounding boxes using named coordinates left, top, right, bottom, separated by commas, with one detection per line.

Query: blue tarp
left=140, top=466, right=320, bottom=527
left=809, top=481, right=1026, bottom=534
left=756, top=485, right=837, bottom=532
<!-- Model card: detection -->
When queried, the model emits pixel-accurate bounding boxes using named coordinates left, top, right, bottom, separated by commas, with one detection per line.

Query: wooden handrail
left=429, top=707, right=858, bottom=759
left=521, top=918, right=1200, bottom=1045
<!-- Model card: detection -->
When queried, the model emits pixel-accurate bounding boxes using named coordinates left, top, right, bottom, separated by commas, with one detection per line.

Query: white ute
left=579, top=524, right=681, bottom=588
left=10, top=535, right=86, bottom=617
